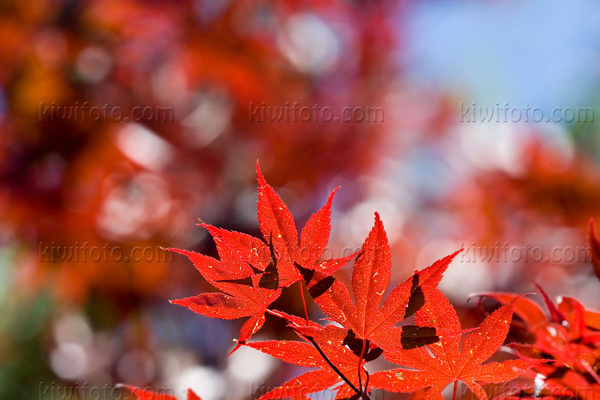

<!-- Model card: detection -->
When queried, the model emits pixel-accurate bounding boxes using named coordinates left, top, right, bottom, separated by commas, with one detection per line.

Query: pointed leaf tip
left=256, top=160, right=265, bottom=181
left=227, top=341, right=243, bottom=357
left=374, top=211, right=382, bottom=223
left=531, top=281, right=566, bottom=324
left=187, top=389, right=202, bottom=400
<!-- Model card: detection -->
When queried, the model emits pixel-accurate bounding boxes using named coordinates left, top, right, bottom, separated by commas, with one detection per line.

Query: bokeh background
left=1, top=0, right=600, bottom=398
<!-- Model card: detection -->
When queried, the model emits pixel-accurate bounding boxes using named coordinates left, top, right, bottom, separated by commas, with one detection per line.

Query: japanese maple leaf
left=245, top=339, right=368, bottom=400
left=306, top=212, right=462, bottom=352
left=119, top=385, right=201, bottom=400
left=168, top=162, right=352, bottom=349
left=370, top=289, right=530, bottom=400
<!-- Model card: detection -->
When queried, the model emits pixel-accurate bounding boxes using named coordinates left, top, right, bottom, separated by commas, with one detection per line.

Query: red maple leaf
left=119, top=385, right=201, bottom=400
left=169, top=161, right=355, bottom=351
left=369, top=289, right=529, bottom=400
left=305, top=212, right=462, bottom=352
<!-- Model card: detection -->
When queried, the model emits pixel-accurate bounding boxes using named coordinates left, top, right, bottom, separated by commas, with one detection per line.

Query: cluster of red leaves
left=478, top=286, right=600, bottom=399
left=121, top=166, right=600, bottom=400
left=468, top=221, right=600, bottom=400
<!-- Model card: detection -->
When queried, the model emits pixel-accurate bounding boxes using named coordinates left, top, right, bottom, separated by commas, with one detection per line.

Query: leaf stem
left=298, top=280, right=310, bottom=324
left=452, top=381, right=458, bottom=400
left=358, top=339, right=367, bottom=400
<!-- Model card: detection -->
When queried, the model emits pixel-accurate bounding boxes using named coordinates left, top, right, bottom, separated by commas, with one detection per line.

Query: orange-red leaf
left=370, top=290, right=529, bottom=400
left=168, top=164, right=352, bottom=348
left=309, top=213, right=461, bottom=351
